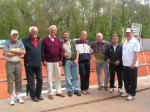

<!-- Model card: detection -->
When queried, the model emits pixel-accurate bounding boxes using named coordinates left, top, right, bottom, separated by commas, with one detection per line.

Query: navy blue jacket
left=107, top=44, right=122, bottom=64
left=22, top=36, right=42, bottom=66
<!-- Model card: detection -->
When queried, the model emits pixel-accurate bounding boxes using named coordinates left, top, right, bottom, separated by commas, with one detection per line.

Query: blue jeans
left=64, top=60, right=80, bottom=93
left=96, top=61, right=109, bottom=87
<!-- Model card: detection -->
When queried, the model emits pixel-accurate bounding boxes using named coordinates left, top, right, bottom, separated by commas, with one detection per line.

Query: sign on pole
left=131, top=23, right=142, bottom=38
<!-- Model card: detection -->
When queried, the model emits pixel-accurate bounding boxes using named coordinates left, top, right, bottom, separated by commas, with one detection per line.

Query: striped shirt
left=76, top=39, right=91, bottom=62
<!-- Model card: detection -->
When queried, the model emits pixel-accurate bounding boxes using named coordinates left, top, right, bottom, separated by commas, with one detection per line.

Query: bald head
left=80, top=31, right=87, bottom=41
left=96, top=33, right=103, bottom=42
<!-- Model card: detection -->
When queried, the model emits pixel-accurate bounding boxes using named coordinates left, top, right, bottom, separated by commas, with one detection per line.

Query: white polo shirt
left=122, top=37, right=140, bottom=67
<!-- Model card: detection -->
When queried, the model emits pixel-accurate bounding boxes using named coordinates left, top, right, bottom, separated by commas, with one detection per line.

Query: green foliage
left=0, top=0, right=150, bottom=41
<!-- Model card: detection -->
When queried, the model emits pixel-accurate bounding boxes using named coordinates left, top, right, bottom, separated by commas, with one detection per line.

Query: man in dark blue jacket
left=22, top=26, right=43, bottom=102
left=107, top=34, right=123, bottom=94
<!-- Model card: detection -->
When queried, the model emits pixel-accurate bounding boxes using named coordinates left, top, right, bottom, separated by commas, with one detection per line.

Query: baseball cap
left=10, top=30, right=18, bottom=35
left=126, top=28, right=133, bottom=33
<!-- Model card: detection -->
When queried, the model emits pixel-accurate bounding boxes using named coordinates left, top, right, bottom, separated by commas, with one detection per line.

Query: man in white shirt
left=122, top=28, right=140, bottom=100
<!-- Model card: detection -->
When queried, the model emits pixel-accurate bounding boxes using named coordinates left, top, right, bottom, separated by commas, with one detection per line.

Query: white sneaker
left=16, top=96, right=24, bottom=104
left=86, top=90, right=91, bottom=94
left=81, top=91, right=87, bottom=95
left=109, top=88, right=114, bottom=93
left=9, top=98, right=15, bottom=106
left=121, top=93, right=129, bottom=97
left=126, top=95, right=135, bottom=100
left=118, top=88, right=122, bottom=93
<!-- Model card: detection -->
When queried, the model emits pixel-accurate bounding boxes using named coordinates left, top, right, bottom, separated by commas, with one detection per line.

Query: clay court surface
left=0, top=49, right=150, bottom=99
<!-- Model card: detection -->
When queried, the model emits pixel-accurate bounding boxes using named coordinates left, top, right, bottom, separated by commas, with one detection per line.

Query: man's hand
left=9, top=49, right=25, bottom=56
left=73, top=59, right=78, bottom=65
left=59, top=61, right=62, bottom=66
left=90, top=48, right=94, bottom=54
left=43, top=61, right=46, bottom=67
left=63, top=53, right=67, bottom=58
left=130, top=64, right=135, bottom=69
left=10, top=50, right=21, bottom=56
left=115, top=60, right=120, bottom=66
left=5, top=52, right=16, bottom=57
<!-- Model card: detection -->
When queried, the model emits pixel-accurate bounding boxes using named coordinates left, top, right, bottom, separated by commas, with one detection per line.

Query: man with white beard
left=22, top=26, right=43, bottom=102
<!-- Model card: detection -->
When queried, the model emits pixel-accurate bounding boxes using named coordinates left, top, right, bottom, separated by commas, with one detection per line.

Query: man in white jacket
left=122, top=28, right=140, bottom=100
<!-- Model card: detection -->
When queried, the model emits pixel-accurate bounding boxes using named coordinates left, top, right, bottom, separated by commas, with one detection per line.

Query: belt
left=65, top=58, right=72, bottom=60
left=123, top=66, right=130, bottom=68
left=7, top=61, right=20, bottom=63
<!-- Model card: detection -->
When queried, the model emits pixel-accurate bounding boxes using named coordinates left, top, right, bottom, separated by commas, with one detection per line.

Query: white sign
left=132, top=23, right=142, bottom=38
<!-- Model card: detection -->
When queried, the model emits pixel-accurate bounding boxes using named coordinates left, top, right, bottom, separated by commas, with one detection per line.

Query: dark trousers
left=79, top=61, right=90, bottom=91
left=109, top=63, right=123, bottom=88
left=123, top=66, right=137, bottom=96
left=25, top=65, right=43, bottom=98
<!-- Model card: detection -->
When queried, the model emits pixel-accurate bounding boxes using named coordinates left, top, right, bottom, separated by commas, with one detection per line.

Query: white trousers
left=46, top=62, right=62, bottom=95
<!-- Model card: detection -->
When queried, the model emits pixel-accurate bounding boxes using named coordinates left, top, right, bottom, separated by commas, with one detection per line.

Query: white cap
left=126, top=28, right=133, bottom=33
left=10, top=30, right=18, bottom=35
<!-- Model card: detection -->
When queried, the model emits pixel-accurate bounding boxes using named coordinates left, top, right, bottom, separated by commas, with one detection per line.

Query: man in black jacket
left=107, top=34, right=123, bottom=94
left=22, top=26, right=43, bottom=102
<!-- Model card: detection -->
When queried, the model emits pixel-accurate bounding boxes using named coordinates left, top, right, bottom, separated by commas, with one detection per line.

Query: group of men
left=3, top=25, right=140, bottom=106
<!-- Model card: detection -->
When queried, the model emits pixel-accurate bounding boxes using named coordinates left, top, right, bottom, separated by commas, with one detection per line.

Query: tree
left=0, top=0, right=150, bottom=40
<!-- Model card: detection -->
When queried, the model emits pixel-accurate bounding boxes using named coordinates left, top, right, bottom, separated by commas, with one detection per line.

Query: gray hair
left=29, top=26, right=38, bottom=32
left=48, top=25, right=57, bottom=30
left=112, top=34, right=118, bottom=37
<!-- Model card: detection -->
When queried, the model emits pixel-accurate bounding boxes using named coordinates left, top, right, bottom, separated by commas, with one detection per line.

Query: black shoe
left=74, top=92, right=81, bottom=96
left=98, top=86, right=102, bottom=90
left=67, top=92, right=73, bottom=97
left=32, top=97, right=39, bottom=102
left=104, top=86, right=108, bottom=91
left=38, top=96, right=44, bottom=100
